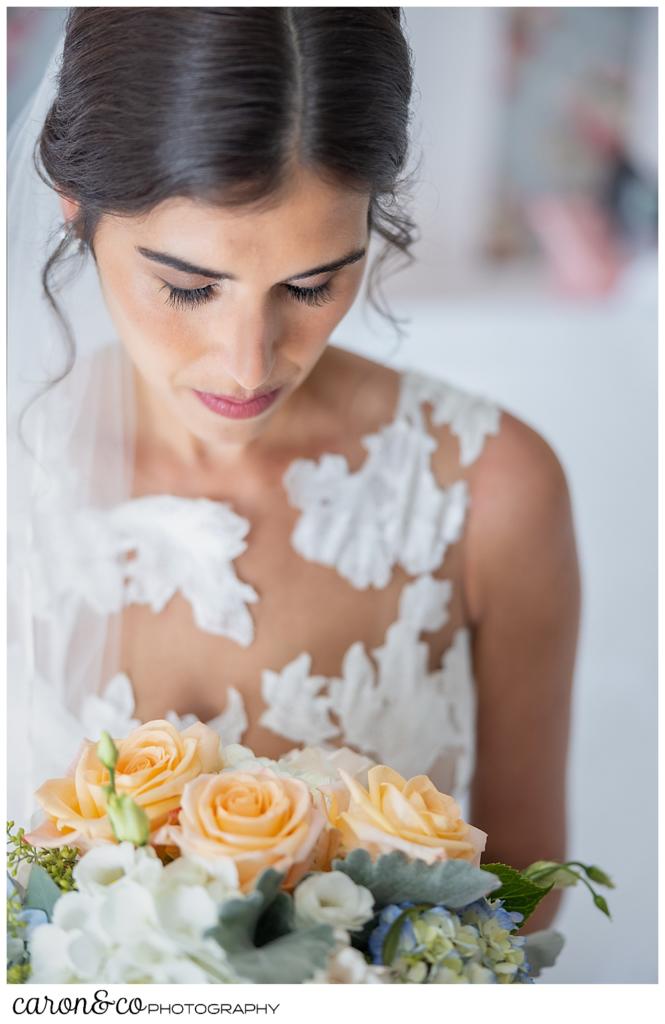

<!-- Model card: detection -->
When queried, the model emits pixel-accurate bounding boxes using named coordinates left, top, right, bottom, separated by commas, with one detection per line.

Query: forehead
left=112, top=168, right=370, bottom=259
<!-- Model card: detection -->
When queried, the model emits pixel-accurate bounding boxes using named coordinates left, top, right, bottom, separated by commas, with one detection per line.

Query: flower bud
left=585, top=865, right=615, bottom=888
left=96, top=731, right=119, bottom=772
left=107, top=793, right=149, bottom=846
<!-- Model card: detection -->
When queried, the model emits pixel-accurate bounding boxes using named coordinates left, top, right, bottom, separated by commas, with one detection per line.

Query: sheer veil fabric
left=8, top=25, right=137, bottom=822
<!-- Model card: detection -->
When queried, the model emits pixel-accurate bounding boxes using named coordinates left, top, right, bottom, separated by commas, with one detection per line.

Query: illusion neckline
left=127, top=356, right=411, bottom=504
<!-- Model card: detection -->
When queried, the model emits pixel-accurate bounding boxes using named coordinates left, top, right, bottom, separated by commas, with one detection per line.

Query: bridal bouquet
left=6, top=720, right=613, bottom=985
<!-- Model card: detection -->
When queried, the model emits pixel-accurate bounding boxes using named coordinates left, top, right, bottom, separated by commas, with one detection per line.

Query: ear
left=59, top=193, right=80, bottom=225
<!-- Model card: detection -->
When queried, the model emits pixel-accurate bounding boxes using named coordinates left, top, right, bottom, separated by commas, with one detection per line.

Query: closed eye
left=161, top=279, right=334, bottom=310
left=162, top=283, right=218, bottom=310
left=284, top=281, right=333, bottom=307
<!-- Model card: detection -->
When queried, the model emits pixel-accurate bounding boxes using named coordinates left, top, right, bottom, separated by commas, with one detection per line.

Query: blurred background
left=8, top=5, right=658, bottom=983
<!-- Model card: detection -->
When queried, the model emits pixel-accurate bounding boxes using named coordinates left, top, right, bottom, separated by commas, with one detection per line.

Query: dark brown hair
left=36, top=6, right=421, bottom=381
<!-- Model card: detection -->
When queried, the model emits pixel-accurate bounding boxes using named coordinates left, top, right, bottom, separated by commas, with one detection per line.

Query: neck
left=129, top=348, right=338, bottom=478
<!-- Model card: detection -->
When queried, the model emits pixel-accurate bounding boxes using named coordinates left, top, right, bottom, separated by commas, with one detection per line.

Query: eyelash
left=162, top=280, right=333, bottom=310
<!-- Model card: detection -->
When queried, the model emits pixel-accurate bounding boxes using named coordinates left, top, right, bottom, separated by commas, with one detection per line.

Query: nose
left=217, top=306, right=278, bottom=394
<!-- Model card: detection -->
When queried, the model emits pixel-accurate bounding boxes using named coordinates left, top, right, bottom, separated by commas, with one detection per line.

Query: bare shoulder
left=467, top=408, right=571, bottom=509
left=462, top=408, right=578, bottom=625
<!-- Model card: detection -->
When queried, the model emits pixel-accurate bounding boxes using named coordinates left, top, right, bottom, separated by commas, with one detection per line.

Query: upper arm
left=462, top=411, right=581, bottom=876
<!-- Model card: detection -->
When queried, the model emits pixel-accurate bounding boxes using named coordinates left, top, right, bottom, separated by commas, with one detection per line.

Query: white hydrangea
left=28, top=843, right=243, bottom=984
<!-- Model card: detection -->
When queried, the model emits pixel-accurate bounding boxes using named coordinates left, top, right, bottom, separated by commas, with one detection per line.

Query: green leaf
left=207, top=871, right=281, bottom=954
left=254, top=891, right=294, bottom=946
left=205, top=868, right=335, bottom=983
left=332, top=849, right=501, bottom=909
left=221, top=924, right=335, bottom=983
left=24, top=865, right=62, bottom=920
left=523, top=929, right=565, bottom=977
left=481, top=862, right=554, bottom=926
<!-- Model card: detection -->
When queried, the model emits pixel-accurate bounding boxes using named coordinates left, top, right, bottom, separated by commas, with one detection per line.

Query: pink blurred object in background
left=7, top=8, right=47, bottom=82
left=524, top=196, right=625, bottom=299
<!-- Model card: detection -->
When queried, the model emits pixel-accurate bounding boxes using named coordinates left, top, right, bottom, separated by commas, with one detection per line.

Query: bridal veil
left=8, top=22, right=136, bottom=822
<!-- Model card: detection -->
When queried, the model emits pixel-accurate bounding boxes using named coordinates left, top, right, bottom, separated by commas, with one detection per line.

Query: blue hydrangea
left=369, top=902, right=417, bottom=965
left=368, top=897, right=534, bottom=984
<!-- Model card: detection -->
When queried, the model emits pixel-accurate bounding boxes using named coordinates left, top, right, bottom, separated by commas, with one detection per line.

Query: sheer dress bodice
left=12, top=362, right=502, bottom=823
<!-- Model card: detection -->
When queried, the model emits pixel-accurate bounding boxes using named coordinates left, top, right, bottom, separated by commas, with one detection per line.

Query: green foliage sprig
left=6, top=821, right=78, bottom=892
left=7, top=961, right=32, bottom=985
left=522, top=860, right=615, bottom=918
left=6, top=885, right=31, bottom=983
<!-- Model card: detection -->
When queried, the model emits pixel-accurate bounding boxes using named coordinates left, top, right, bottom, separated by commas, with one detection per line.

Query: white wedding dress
left=7, top=352, right=502, bottom=827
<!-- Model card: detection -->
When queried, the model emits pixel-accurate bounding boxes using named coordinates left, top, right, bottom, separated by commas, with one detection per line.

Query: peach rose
left=24, top=719, right=225, bottom=851
left=152, top=768, right=327, bottom=892
left=327, top=765, right=487, bottom=867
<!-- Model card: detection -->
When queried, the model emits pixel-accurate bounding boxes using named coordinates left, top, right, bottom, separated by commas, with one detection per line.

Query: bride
left=7, top=8, right=580, bottom=935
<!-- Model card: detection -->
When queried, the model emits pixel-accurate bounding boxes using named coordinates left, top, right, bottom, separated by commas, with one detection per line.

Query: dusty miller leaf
left=205, top=867, right=334, bottom=983
left=523, top=929, right=566, bottom=977
left=332, top=849, right=501, bottom=909
left=24, top=864, right=62, bottom=920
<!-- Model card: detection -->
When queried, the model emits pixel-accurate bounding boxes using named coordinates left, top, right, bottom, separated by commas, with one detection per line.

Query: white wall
left=397, top=7, right=505, bottom=293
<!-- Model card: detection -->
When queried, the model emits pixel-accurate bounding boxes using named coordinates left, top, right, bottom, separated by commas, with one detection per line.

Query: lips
left=193, top=386, right=282, bottom=420
left=215, top=388, right=275, bottom=404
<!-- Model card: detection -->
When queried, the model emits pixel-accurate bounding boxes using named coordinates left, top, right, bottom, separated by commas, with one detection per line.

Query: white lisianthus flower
left=222, top=743, right=276, bottom=772
left=27, top=845, right=241, bottom=984
left=294, top=871, right=375, bottom=931
left=277, top=746, right=375, bottom=790
left=309, top=945, right=392, bottom=985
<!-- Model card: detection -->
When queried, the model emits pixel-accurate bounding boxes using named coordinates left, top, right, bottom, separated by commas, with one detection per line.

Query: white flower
left=29, top=923, right=83, bottom=983
left=222, top=742, right=276, bottom=773
left=276, top=745, right=376, bottom=790
left=27, top=846, right=240, bottom=984
left=160, top=853, right=243, bottom=904
left=294, top=871, right=374, bottom=931
left=72, top=841, right=156, bottom=892
left=309, top=945, right=392, bottom=985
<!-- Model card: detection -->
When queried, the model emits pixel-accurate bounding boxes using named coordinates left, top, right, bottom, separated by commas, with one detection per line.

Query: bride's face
left=82, top=166, right=370, bottom=448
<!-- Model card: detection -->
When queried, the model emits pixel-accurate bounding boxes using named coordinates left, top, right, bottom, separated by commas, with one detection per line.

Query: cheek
left=103, top=266, right=195, bottom=367
left=283, top=305, right=341, bottom=367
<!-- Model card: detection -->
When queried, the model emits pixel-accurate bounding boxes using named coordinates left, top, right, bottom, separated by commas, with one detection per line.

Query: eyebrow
left=135, top=244, right=367, bottom=282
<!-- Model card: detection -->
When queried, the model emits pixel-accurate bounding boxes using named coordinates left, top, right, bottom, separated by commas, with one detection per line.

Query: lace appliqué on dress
left=80, top=671, right=248, bottom=747
left=31, top=495, right=260, bottom=647
left=396, top=369, right=502, bottom=467
left=282, top=369, right=500, bottom=589
left=258, top=574, right=476, bottom=784
left=283, top=421, right=468, bottom=590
